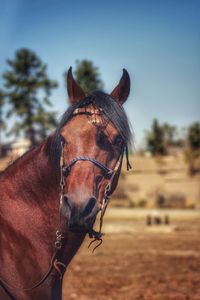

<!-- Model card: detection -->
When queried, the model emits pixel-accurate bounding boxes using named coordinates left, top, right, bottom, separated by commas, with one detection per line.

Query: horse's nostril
left=82, top=197, right=97, bottom=217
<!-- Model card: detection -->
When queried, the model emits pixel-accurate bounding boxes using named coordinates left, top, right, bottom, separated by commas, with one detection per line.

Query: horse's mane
left=51, top=91, right=133, bottom=165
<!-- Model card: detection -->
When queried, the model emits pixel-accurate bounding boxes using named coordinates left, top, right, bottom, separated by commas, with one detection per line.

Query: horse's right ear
left=67, top=67, right=86, bottom=104
left=110, top=69, right=130, bottom=105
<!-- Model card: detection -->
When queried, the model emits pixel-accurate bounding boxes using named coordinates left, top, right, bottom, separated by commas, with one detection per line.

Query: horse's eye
left=113, top=135, right=123, bottom=147
left=97, top=132, right=112, bottom=150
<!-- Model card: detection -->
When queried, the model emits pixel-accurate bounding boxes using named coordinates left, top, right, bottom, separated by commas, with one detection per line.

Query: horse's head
left=57, top=67, right=132, bottom=234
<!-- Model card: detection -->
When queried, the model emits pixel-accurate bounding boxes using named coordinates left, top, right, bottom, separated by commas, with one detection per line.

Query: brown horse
left=0, top=67, right=132, bottom=300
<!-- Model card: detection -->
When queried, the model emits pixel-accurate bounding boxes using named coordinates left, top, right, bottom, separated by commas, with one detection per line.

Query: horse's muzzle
left=62, top=196, right=98, bottom=233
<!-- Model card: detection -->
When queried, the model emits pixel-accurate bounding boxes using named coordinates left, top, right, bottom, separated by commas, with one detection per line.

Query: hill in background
left=113, top=151, right=200, bottom=209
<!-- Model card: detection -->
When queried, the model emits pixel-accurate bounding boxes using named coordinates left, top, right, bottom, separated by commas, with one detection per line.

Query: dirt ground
left=62, top=209, right=200, bottom=300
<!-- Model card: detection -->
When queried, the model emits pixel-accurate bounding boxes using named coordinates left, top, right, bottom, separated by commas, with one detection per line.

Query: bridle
left=59, top=106, right=132, bottom=250
left=59, top=138, right=127, bottom=250
left=0, top=105, right=132, bottom=299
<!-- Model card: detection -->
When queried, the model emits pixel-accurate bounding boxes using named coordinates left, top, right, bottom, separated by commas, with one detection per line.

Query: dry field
left=63, top=208, right=200, bottom=300
left=118, top=153, right=200, bottom=209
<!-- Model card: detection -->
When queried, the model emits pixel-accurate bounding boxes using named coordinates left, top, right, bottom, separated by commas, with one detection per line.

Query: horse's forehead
left=62, top=117, right=89, bottom=133
left=61, top=112, right=119, bottom=140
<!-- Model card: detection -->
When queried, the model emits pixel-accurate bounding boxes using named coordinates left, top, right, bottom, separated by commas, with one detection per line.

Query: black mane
left=51, top=91, right=132, bottom=164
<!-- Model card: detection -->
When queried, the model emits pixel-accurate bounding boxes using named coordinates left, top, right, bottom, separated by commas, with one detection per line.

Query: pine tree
left=74, top=60, right=104, bottom=94
left=185, top=122, right=200, bottom=175
left=188, top=122, right=200, bottom=150
left=162, top=123, right=177, bottom=146
left=146, top=119, right=166, bottom=155
left=3, top=49, right=58, bottom=145
left=0, top=90, right=6, bottom=155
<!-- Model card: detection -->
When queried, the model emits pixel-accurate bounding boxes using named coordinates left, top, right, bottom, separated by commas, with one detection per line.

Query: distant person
left=146, top=215, right=152, bottom=226
left=152, top=210, right=162, bottom=225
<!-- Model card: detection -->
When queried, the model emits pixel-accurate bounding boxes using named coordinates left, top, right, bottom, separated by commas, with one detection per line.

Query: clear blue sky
left=0, top=0, right=199, bottom=147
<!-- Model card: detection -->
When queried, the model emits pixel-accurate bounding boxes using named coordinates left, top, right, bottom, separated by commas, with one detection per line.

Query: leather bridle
left=0, top=106, right=132, bottom=299
left=59, top=104, right=132, bottom=249
left=59, top=136, right=128, bottom=250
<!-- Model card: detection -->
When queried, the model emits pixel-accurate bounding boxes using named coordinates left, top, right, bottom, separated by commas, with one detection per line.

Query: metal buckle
left=55, top=231, right=64, bottom=249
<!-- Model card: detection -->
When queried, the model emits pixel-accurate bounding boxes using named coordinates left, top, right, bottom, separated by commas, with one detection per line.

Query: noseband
left=62, top=156, right=114, bottom=179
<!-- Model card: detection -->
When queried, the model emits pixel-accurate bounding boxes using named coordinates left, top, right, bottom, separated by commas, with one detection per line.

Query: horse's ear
left=110, top=69, right=130, bottom=105
left=67, top=67, right=86, bottom=104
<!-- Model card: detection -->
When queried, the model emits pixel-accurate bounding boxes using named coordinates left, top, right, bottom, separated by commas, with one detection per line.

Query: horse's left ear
left=110, top=69, right=130, bottom=105
left=67, top=67, right=86, bottom=104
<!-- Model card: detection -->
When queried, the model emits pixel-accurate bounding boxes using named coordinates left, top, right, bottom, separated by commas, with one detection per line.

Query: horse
left=0, top=67, right=132, bottom=300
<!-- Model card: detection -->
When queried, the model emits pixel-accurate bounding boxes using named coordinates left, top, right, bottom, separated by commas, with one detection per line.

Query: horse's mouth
left=69, top=223, right=92, bottom=234
left=68, top=214, right=97, bottom=234
left=69, top=224, right=103, bottom=245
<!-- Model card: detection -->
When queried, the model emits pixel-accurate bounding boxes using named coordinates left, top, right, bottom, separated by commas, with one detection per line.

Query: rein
left=0, top=231, right=66, bottom=300
left=0, top=106, right=132, bottom=299
left=0, top=147, right=68, bottom=299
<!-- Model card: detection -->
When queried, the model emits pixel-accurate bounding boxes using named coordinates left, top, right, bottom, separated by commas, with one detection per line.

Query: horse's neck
left=0, top=139, right=86, bottom=299
left=0, top=140, right=61, bottom=247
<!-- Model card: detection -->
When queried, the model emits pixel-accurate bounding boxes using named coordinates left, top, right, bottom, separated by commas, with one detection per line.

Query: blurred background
left=0, top=1, right=200, bottom=299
